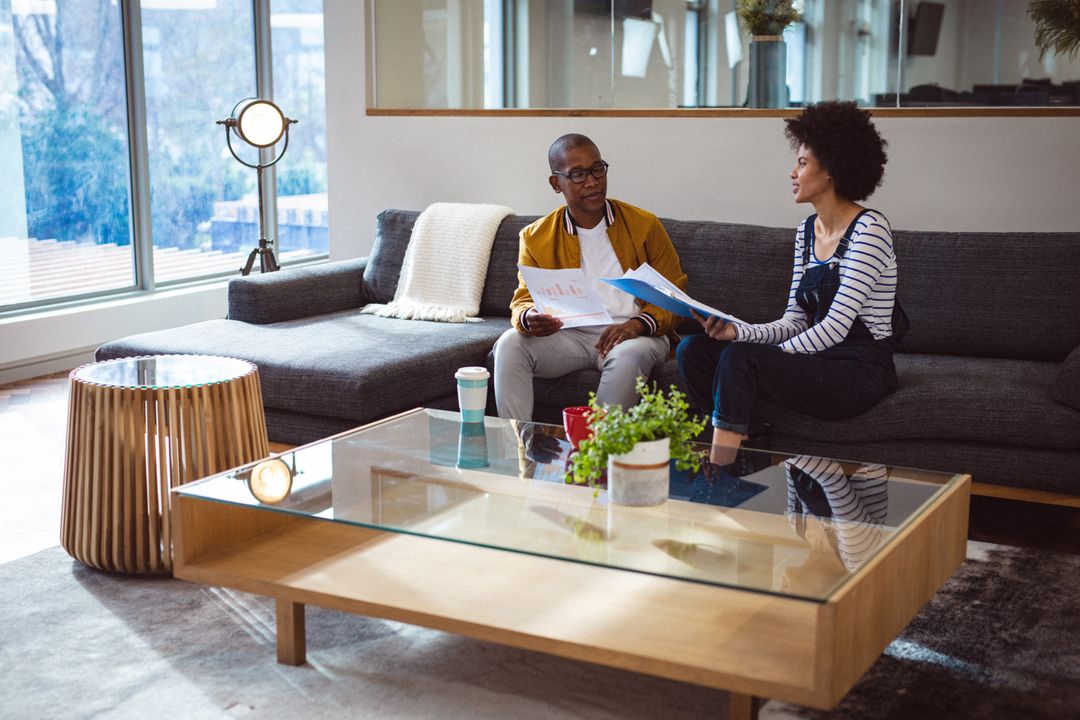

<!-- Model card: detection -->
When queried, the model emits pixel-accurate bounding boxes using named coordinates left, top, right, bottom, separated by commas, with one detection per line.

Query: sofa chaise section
left=95, top=250, right=512, bottom=443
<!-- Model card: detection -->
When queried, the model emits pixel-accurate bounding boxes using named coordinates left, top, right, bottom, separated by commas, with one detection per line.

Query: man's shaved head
left=548, top=133, right=598, bottom=172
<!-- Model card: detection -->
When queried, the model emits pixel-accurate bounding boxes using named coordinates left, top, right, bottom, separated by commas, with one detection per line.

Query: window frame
left=1, top=0, right=328, bottom=317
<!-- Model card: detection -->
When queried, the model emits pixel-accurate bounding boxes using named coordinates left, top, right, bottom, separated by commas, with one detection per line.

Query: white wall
left=326, top=1, right=1077, bottom=261
left=328, top=111, right=1079, bottom=262
left=0, top=284, right=228, bottom=384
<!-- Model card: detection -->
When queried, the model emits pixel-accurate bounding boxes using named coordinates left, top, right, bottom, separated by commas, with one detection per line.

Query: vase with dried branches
left=737, top=0, right=803, bottom=107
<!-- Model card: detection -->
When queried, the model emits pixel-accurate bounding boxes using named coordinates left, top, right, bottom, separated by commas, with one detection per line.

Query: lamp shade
left=234, top=99, right=287, bottom=148
left=247, top=457, right=293, bottom=504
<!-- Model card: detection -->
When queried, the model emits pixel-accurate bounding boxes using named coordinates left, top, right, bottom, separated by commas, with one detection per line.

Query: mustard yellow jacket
left=509, top=199, right=688, bottom=336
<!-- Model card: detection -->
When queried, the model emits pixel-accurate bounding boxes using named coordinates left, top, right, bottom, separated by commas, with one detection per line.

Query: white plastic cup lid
left=455, top=366, right=490, bottom=381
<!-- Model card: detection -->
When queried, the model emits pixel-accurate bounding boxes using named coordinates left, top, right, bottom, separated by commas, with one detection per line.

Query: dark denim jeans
left=675, top=334, right=898, bottom=434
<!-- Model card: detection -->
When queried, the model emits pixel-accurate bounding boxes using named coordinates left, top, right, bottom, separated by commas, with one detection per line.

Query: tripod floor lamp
left=218, top=98, right=297, bottom=275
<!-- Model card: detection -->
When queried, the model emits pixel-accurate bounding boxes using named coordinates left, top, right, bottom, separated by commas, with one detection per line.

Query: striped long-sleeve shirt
left=735, top=210, right=898, bottom=354
left=784, top=455, right=889, bottom=571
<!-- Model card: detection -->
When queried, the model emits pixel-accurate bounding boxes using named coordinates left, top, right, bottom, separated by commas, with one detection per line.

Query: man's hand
left=691, top=310, right=737, bottom=341
left=518, top=424, right=563, bottom=464
left=526, top=308, right=563, bottom=337
left=595, top=319, right=645, bottom=358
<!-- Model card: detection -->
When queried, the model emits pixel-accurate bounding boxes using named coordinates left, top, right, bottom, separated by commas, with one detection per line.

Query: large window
left=0, top=0, right=327, bottom=312
left=271, top=0, right=327, bottom=259
left=143, top=2, right=258, bottom=282
left=1, top=0, right=134, bottom=307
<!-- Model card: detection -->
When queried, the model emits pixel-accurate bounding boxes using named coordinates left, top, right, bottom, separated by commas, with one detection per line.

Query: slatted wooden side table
left=61, top=354, right=269, bottom=574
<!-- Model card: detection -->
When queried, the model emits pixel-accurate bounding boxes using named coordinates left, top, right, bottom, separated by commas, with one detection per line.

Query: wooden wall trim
left=366, top=107, right=1080, bottom=119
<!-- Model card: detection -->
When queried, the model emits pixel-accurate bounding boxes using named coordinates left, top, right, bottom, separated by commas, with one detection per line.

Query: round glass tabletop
left=74, top=355, right=256, bottom=389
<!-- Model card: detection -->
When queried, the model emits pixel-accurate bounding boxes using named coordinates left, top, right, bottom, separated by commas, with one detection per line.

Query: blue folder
left=600, top=277, right=740, bottom=323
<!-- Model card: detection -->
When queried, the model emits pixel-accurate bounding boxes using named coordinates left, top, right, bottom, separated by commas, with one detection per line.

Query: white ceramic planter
left=607, top=437, right=670, bottom=506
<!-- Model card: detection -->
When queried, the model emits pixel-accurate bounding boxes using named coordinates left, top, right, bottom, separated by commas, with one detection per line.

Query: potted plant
left=736, top=0, right=803, bottom=108
left=569, top=377, right=706, bottom=506
left=1028, top=0, right=1080, bottom=60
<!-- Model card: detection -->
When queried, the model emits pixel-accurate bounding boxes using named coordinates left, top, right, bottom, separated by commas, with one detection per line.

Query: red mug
left=562, top=406, right=594, bottom=450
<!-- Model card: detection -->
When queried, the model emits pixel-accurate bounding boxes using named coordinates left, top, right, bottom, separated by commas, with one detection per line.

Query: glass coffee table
left=172, top=408, right=969, bottom=719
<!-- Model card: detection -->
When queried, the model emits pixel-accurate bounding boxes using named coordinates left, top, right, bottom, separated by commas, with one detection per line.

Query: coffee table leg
left=276, top=598, right=307, bottom=666
left=729, top=692, right=760, bottom=720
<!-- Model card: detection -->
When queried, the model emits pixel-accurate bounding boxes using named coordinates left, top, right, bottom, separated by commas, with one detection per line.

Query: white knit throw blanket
left=360, top=202, right=515, bottom=323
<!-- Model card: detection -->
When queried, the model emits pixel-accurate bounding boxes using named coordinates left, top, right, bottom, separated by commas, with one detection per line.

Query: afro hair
left=784, top=102, right=888, bottom=202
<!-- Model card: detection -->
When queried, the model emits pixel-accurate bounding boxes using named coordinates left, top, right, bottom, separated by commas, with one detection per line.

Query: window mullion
left=122, top=0, right=154, bottom=291
left=254, top=0, right=277, bottom=257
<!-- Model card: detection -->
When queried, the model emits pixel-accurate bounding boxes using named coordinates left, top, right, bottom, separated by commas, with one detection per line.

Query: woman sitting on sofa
left=677, top=101, right=908, bottom=465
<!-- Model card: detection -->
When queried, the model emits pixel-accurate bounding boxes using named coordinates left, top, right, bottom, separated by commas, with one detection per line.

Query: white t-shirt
left=577, top=221, right=637, bottom=323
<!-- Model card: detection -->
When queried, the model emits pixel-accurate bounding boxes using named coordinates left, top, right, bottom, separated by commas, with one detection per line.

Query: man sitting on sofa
left=493, top=133, right=688, bottom=421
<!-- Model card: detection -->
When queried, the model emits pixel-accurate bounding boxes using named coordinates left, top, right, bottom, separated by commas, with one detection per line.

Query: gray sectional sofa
left=96, top=209, right=1080, bottom=496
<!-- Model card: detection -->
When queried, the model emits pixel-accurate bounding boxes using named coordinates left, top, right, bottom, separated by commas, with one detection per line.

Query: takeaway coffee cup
left=455, top=366, right=490, bottom=423
left=457, top=421, right=489, bottom=469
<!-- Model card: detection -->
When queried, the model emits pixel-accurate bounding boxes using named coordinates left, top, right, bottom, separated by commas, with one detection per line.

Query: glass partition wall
left=371, top=0, right=1080, bottom=109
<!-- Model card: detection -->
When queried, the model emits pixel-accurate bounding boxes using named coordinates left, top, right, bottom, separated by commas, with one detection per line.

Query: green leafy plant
left=736, top=0, right=803, bottom=36
left=569, top=377, right=707, bottom=487
left=1029, top=0, right=1080, bottom=60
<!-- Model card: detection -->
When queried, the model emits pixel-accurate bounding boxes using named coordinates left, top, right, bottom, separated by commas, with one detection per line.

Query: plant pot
left=748, top=35, right=788, bottom=108
left=607, top=437, right=670, bottom=506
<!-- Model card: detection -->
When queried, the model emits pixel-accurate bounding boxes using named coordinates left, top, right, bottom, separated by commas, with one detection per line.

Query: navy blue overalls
left=676, top=210, right=909, bottom=434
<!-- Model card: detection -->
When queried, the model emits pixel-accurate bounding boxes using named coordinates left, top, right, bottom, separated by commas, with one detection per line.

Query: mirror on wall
left=371, top=0, right=1080, bottom=109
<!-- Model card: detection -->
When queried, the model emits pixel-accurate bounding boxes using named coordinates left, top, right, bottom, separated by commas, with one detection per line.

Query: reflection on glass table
left=177, top=408, right=963, bottom=603
left=780, top=455, right=891, bottom=597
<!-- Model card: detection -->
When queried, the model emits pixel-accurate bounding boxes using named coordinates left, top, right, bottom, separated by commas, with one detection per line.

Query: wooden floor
left=0, top=372, right=70, bottom=565
left=1, top=372, right=1078, bottom=566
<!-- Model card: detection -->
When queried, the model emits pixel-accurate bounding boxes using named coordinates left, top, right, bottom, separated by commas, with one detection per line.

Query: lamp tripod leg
left=261, top=248, right=280, bottom=273
left=241, top=248, right=260, bottom=276
left=240, top=239, right=280, bottom=276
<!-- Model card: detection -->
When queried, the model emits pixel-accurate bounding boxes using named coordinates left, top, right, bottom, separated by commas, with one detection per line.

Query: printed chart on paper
left=517, top=265, right=613, bottom=328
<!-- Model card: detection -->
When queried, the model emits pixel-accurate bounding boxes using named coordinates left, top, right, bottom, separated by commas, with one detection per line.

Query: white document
left=601, top=262, right=745, bottom=325
left=518, top=265, right=613, bottom=328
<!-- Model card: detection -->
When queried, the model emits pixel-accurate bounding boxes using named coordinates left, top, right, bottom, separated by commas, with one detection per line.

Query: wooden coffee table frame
left=173, top=425, right=969, bottom=718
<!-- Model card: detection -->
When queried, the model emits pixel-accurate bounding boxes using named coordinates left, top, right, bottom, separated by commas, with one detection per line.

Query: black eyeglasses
left=553, top=161, right=609, bottom=184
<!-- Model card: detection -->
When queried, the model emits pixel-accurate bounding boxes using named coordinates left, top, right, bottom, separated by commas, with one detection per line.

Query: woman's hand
left=691, top=309, right=737, bottom=341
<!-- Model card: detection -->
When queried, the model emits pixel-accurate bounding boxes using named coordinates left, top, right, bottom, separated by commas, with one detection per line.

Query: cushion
left=362, top=210, right=416, bottom=304
left=1054, top=345, right=1080, bottom=411
left=364, top=209, right=535, bottom=318
left=480, top=215, right=536, bottom=317
left=768, top=434, right=1080, bottom=495
left=370, top=212, right=798, bottom=325
left=373, top=211, right=1080, bottom=361
left=229, top=258, right=367, bottom=324
left=894, top=230, right=1080, bottom=361
left=518, top=353, right=1080, bottom=452
left=756, top=354, right=1080, bottom=450
left=660, top=219, right=794, bottom=333
left=96, top=312, right=512, bottom=425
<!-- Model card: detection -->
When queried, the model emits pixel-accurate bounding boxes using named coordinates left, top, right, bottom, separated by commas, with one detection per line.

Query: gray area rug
left=762, top=542, right=1080, bottom=720
left=1, top=542, right=1077, bottom=720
